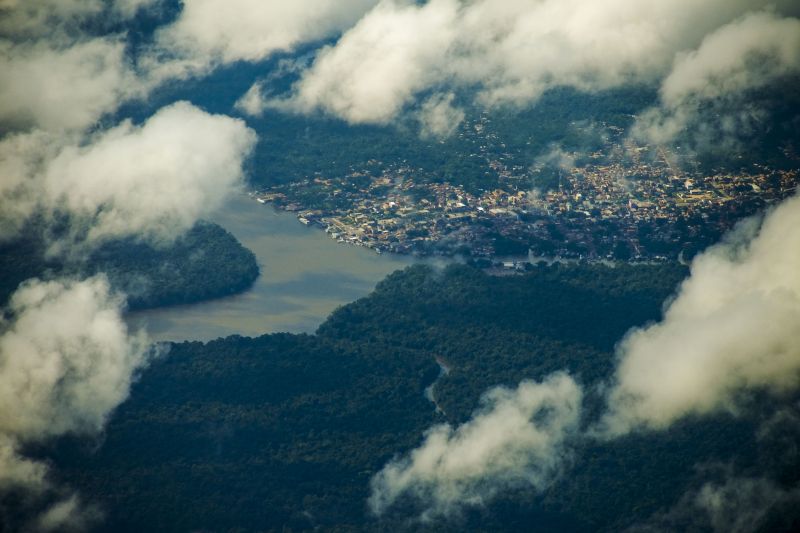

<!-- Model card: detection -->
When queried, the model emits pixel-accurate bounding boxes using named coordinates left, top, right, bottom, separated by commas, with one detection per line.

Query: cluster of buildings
left=255, top=160, right=796, bottom=263
left=255, top=117, right=798, bottom=264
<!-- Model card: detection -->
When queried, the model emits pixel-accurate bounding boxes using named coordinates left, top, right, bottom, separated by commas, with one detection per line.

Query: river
left=127, top=193, right=430, bottom=342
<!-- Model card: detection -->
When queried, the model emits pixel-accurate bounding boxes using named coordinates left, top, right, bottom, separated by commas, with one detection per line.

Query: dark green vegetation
left=0, top=221, right=258, bottom=310
left=248, top=86, right=658, bottom=194
left=26, top=262, right=798, bottom=532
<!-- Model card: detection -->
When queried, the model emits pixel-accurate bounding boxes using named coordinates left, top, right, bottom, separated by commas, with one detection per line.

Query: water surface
left=128, top=194, right=425, bottom=341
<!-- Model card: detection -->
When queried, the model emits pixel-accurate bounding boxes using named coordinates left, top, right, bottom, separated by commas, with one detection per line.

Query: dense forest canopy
left=9, top=263, right=795, bottom=532
left=0, top=221, right=259, bottom=311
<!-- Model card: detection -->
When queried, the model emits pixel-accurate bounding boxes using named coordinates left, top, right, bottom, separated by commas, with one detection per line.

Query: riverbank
left=127, top=193, right=439, bottom=341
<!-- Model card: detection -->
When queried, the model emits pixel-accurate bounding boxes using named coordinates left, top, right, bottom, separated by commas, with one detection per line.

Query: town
left=254, top=117, right=798, bottom=266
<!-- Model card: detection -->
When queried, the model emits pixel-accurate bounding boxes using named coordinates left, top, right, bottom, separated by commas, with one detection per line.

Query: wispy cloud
left=369, top=372, right=582, bottom=519
left=418, top=93, right=465, bottom=139
left=629, top=471, right=800, bottom=533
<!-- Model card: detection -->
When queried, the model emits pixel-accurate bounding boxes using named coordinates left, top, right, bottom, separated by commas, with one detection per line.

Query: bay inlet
left=127, top=193, right=430, bottom=342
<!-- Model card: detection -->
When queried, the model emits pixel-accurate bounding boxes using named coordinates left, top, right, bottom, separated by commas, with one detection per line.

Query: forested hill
left=25, top=263, right=800, bottom=532
left=0, top=221, right=259, bottom=311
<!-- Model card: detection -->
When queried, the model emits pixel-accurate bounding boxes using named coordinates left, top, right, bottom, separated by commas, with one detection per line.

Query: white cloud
left=273, top=0, right=799, bottom=128
left=418, top=93, right=464, bottom=139
left=146, top=0, right=380, bottom=82
left=1, top=0, right=379, bottom=134
left=0, top=38, right=139, bottom=132
left=158, top=0, right=378, bottom=63
left=0, top=102, right=256, bottom=251
left=0, top=276, right=151, bottom=489
left=0, top=0, right=164, bottom=133
left=600, top=193, right=800, bottom=435
left=659, top=13, right=800, bottom=105
left=0, top=275, right=153, bottom=530
left=0, top=436, right=47, bottom=489
left=0, top=2, right=260, bottom=250
left=0, top=129, right=60, bottom=241
left=269, top=0, right=459, bottom=124
left=634, top=11, right=800, bottom=146
left=533, top=145, right=576, bottom=174
left=42, top=101, right=256, bottom=250
left=369, top=372, right=581, bottom=518
left=235, top=81, right=269, bottom=117
left=234, top=57, right=314, bottom=117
